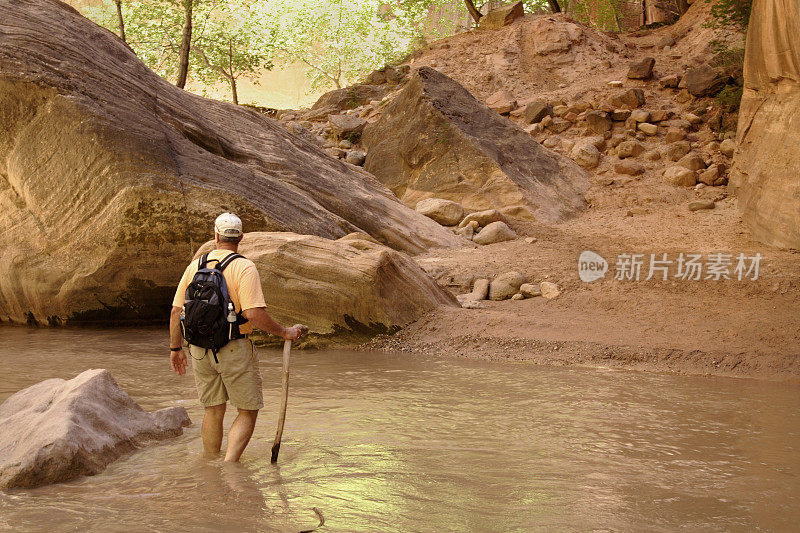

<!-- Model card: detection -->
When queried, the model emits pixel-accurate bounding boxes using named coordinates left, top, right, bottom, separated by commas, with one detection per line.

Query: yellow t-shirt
left=172, top=249, right=266, bottom=335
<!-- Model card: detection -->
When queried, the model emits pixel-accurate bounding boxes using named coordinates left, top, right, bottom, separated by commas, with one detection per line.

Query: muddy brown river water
left=0, top=327, right=798, bottom=532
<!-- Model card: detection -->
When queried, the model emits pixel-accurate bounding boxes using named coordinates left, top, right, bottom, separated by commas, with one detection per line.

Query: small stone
left=665, top=127, right=687, bottom=143
left=664, top=141, right=691, bottom=161
left=607, top=80, right=624, bottom=87
left=511, top=293, right=525, bottom=301
left=519, top=283, right=541, bottom=298
left=523, top=101, right=553, bottom=124
left=328, top=114, right=367, bottom=137
left=415, top=198, right=464, bottom=226
left=470, top=278, right=490, bottom=300
left=644, top=150, right=661, bottom=161
left=571, top=142, right=601, bottom=169
left=553, top=105, right=569, bottom=117
left=548, top=118, right=571, bottom=133
left=720, top=138, right=736, bottom=157
left=338, top=139, right=354, bottom=149
left=649, top=110, right=670, bottom=122
left=684, top=112, right=702, bottom=125
left=459, top=209, right=505, bottom=228
left=454, top=225, right=474, bottom=240
left=678, top=153, right=707, bottom=171
left=664, top=166, right=697, bottom=186
left=610, top=133, right=627, bottom=147
left=345, top=150, right=366, bottom=166
left=698, top=165, right=720, bottom=186
left=637, top=123, right=658, bottom=136
left=627, top=57, right=655, bottom=79
left=585, top=110, right=612, bottom=134
left=539, top=281, right=561, bottom=299
left=684, top=65, right=728, bottom=97
left=327, top=147, right=346, bottom=159
left=688, top=200, right=715, bottom=211
left=486, top=90, right=517, bottom=114
left=611, top=109, right=631, bottom=122
left=473, top=221, right=517, bottom=245
left=615, top=159, right=645, bottom=175
left=659, top=75, right=680, bottom=88
left=609, top=88, right=645, bottom=109
left=489, top=271, right=526, bottom=301
left=524, top=237, right=537, bottom=244
left=630, top=109, right=650, bottom=123
left=617, top=140, right=645, bottom=158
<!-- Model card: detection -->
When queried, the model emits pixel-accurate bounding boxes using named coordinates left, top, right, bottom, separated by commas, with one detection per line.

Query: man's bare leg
left=224, top=408, right=259, bottom=462
left=202, top=403, right=227, bottom=455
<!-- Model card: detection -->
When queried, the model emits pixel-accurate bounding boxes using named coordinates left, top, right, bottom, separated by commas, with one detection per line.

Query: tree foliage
left=82, top=0, right=273, bottom=102
left=706, top=0, right=752, bottom=31
left=257, top=0, right=430, bottom=90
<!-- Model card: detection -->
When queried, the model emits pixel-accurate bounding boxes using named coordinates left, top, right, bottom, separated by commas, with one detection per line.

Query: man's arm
left=243, top=307, right=303, bottom=340
left=169, top=306, right=187, bottom=375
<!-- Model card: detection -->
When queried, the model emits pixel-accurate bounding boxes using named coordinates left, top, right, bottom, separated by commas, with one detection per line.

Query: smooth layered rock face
left=0, top=0, right=461, bottom=325
left=363, top=67, right=589, bottom=223
left=0, top=369, right=190, bottom=489
left=731, top=0, right=800, bottom=248
left=195, top=232, right=459, bottom=337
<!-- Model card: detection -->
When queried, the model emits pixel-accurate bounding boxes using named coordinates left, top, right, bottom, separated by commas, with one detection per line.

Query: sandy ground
left=363, top=197, right=800, bottom=380
left=300, top=4, right=799, bottom=380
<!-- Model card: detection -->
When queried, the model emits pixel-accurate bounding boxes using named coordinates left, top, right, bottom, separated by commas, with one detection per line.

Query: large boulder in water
left=0, top=369, right=190, bottom=489
left=362, top=67, right=589, bottom=222
left=195, top=232, right=459, bottom=337
left=730, top=0, right=800, bottom=248
left=0, top=0, right=461, bottom=326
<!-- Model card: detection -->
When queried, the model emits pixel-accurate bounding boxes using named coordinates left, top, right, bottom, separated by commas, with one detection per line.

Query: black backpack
left=181, top=253, right=248, bottom=362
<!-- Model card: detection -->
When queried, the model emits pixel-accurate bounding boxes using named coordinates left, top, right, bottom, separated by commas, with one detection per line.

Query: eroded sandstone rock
left=363, top=67, right=589, bottom=222
left=0, top=369, right=190, bottom=489
left=195, top=232, right=459, bottom=336
left=0, top=0, right=461, bottom=325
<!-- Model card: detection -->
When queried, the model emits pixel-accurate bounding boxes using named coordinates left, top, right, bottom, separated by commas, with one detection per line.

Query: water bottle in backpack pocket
left=181, top=252, right=249, bottom=363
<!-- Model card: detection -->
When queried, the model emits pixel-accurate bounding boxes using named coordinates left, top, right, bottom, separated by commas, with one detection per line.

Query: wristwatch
left=170, top=347, right=182, bottom=352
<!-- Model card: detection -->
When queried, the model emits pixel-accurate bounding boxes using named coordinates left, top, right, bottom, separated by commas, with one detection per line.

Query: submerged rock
left=195, top=232, right=459, bottom=336
left=0, top=369, right=190, bottom=490
left=363, top=67, right=589, bottom=223
left=0, top=0, right=461, bottom=326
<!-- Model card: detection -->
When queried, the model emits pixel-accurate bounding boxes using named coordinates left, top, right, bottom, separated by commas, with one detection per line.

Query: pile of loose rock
left=457, top=272, right=561, bottom=307
left=414, top=199, right=519, bottom=245
left=482, top=56, right=735, bottom=190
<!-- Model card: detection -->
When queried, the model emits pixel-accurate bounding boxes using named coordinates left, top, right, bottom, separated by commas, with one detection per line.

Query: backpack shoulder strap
left=198, top=253, right=210, bottom=270
left=217, top=253, right=244, bottom=272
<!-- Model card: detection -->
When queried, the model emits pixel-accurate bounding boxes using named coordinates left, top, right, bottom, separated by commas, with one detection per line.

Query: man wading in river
left=168, top=213, right=303, bottom=462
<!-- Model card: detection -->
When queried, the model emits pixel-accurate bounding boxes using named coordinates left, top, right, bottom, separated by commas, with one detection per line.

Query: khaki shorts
left=188, top=338, right=264, bottom=410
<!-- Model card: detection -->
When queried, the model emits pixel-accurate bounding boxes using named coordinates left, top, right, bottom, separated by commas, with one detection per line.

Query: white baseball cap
left=214, top=212, right=243, bottom=237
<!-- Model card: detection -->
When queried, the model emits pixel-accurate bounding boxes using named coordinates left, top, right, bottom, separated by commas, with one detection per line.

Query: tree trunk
left=228, top=40, right=238, bottom=105
left=464, top=0, right=481, bottom=25
left=230, top=77, right=238, bottom=105
left=114, top=0, right=126, bottom=42
left=548, top=0, right=561, bottom=13
left=176, top=0, right=192, bottom=89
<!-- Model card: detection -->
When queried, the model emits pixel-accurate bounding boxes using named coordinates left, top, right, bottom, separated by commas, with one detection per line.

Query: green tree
left=82, top=0, right=272, bottom=103
left=260, top=0, right=429, bottom=90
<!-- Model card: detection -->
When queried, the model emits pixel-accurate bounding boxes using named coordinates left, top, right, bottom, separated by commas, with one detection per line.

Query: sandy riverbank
left=362, top=196, right=800, bottom=381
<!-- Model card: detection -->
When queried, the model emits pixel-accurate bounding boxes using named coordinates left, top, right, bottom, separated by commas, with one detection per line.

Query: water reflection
left=0, top=327, right=798, bottom=531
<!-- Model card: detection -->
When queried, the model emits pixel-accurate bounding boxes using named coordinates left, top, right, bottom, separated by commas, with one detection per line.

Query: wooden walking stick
left=271, top=324, right=307, bottom=463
